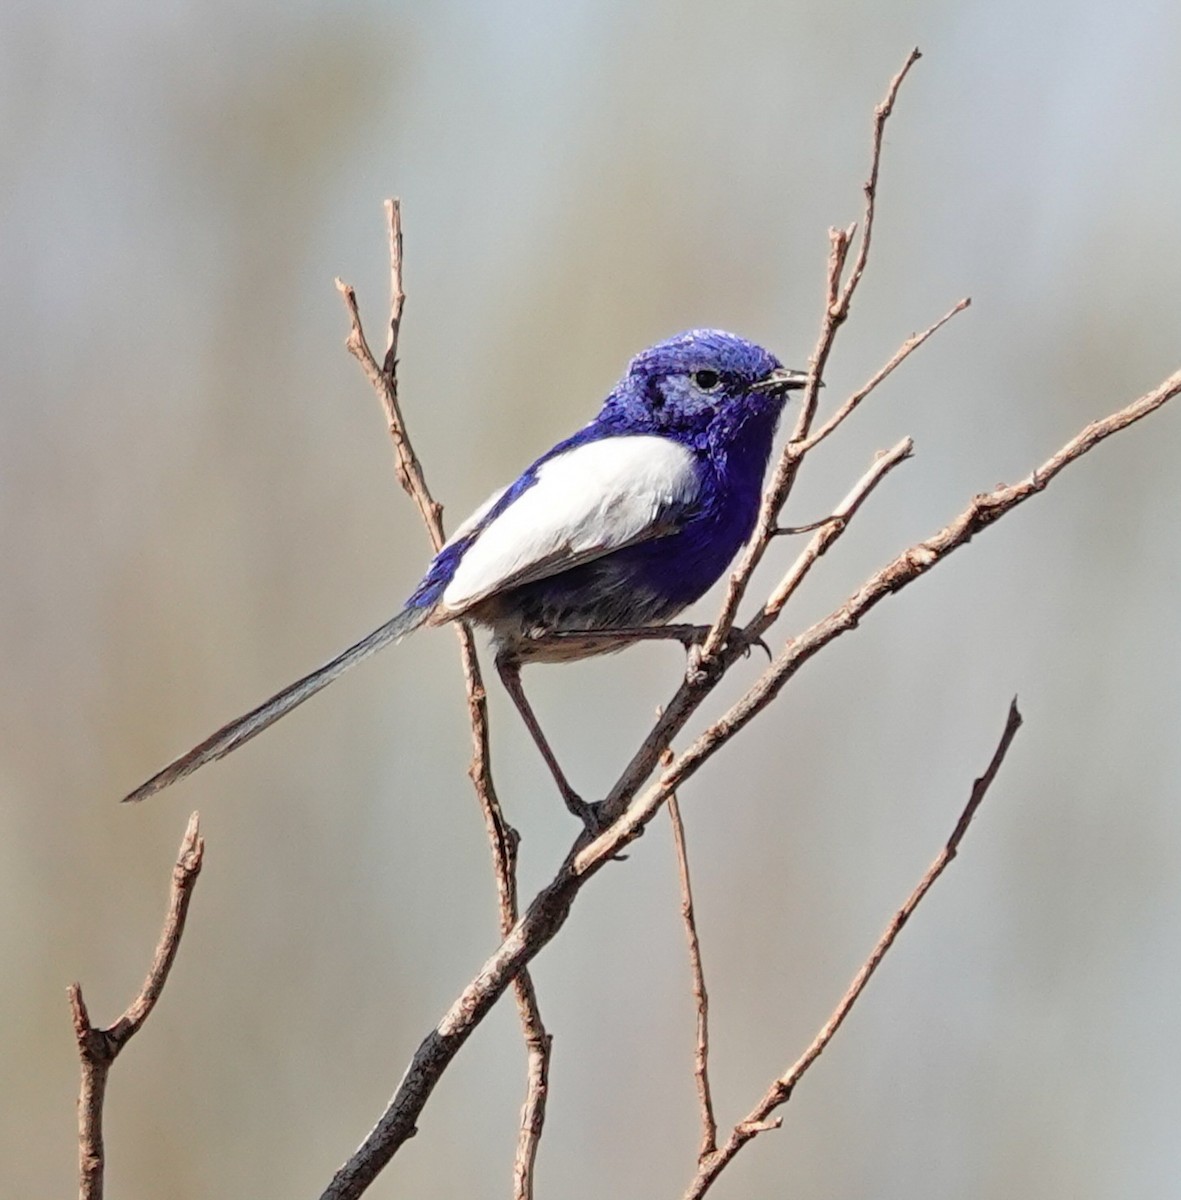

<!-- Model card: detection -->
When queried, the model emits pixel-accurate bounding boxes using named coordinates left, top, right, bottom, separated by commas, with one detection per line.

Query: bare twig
left=668, top=791, right=717, bottom=1161
left=334, top=203, right=550, bottom=1200
left=754, top=437, right=912, bottom=633
left=381, top=197, right=406, bottom=375
left=839, top=47, right=923, bottom=309
left=682, top=699, right=1024, bottom=1198
left=795, top=297, right=970, bottom=455
left=703, top=48, right=923, bottom=660
left=69, top=813, right=205, bottom=1200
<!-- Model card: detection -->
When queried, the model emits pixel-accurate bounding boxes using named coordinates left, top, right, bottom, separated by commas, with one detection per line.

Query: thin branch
left=837, top=47, right=923, bottom=313
left=668, top=791, right=717, bottom=1161
left=795, top=297, right=970, bottom=455
left=702, top=48, right=922, bottom=660
left=682, top=699, right=1024, bottom=1198
left=381, top=198, right=406, bottom=375
left=334, top=203, right=550, bottom=1200
left=334, top=271, right=442, bottom=547
left=754, top=437, right=912, bottom=633
left=69, top=813, right=205, bottom=1200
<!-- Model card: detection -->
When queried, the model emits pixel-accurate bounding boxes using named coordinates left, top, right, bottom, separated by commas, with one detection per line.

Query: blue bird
left=122, top=330, right=809, bottom=826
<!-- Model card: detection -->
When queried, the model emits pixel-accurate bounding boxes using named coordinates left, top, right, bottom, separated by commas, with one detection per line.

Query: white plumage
left=440, top=435, right=700, bottom=614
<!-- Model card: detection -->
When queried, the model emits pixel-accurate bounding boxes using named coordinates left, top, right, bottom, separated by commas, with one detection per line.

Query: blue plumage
left=123, top=329, right=808, bottom=822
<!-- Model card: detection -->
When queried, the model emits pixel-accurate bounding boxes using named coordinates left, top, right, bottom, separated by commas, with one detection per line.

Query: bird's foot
left=684, top=624, right=771, bottom=682
left=726, top=624, right=772, bottom=663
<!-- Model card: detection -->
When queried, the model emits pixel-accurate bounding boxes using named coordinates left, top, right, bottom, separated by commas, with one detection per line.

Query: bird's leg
left=537, top=623, right=770, bottom=661
left=496, top=654, right=603, bottom=833
left=535, top=623, right=711, bottom=650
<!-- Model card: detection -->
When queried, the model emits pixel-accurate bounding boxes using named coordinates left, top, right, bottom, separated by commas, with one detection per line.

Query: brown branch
left=838, top=47, right=923, bottom=312
left=795, top=297, right=970, bottom=455
left=381, top=197, right=406, bottom=375
left=319, top=361, right=1181, bottom=1198
left=69, top=813, right=205, bottom=1200
left=334, top=273, right=441, bottom=546
left=702, top=48, right=922, bottom=660
left=668, top=791, right=717, bottom=1161
left=333, top=203, right=550, bottom=1200
left=754, top=437, right=912, bottom=632
left=323, top=65, right=922, bottom=1191
left=682, top=699, right=1024, bottom=1198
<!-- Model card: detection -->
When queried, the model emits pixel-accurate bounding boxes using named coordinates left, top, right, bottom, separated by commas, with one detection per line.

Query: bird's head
left=598, top=329, right=809, bottom=449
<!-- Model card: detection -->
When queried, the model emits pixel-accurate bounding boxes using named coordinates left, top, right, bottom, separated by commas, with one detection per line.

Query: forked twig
left=69, top=813, right=205, bottom=1200
left=753, top=437, right=912, bottom=633
left=682, top=700, right=1024, bottom=1197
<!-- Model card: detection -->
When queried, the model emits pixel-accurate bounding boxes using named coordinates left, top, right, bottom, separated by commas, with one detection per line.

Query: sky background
left=3, top=1, right=1181, bottom=1197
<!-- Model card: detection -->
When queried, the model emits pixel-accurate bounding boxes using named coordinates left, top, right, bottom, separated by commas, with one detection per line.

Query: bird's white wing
left=440, top=434, right=700, bottom=614
left=443, top=483, right=508, bottom=548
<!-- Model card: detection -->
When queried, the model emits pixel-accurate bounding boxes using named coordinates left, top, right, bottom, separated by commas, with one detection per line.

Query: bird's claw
left=684, top=626, right=770, bottom=681
left=727, top=626, right=771, bottom=662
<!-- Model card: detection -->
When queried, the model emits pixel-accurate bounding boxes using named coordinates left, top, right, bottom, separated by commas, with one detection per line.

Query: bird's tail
left=121, top=604, right=433, bottom=803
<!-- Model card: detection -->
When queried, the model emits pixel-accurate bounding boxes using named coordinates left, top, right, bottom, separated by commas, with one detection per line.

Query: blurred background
left=4, top=1, right=1180, bottom=1197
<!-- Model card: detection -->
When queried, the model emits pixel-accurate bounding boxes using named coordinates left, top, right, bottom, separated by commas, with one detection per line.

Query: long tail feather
left=122, top=605, right=432, bottom=803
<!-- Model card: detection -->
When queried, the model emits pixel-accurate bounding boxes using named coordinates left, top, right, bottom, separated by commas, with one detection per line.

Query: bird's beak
left=751, top=366, right=814, bottom=394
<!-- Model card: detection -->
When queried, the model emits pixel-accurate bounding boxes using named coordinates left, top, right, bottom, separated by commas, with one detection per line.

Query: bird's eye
left=692, top=369, right=721, bottom=391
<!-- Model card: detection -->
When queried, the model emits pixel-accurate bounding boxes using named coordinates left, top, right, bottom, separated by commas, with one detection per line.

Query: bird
left=122, top=329, right=810, bottom=827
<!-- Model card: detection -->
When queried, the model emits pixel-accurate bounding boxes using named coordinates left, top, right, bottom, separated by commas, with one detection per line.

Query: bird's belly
left=467, top=514, right=751, bottom=664
left=466, top=553, right=682, bottom=663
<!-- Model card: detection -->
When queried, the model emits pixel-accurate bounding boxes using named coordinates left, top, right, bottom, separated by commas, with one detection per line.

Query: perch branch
left=309, top=432, right=909, bottom=1199
left=69, top=813, right=204, bottom=1200
left=682, top=699, right=1024, bottom=1198
left=317, top=362, right=1179, bottom=1200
